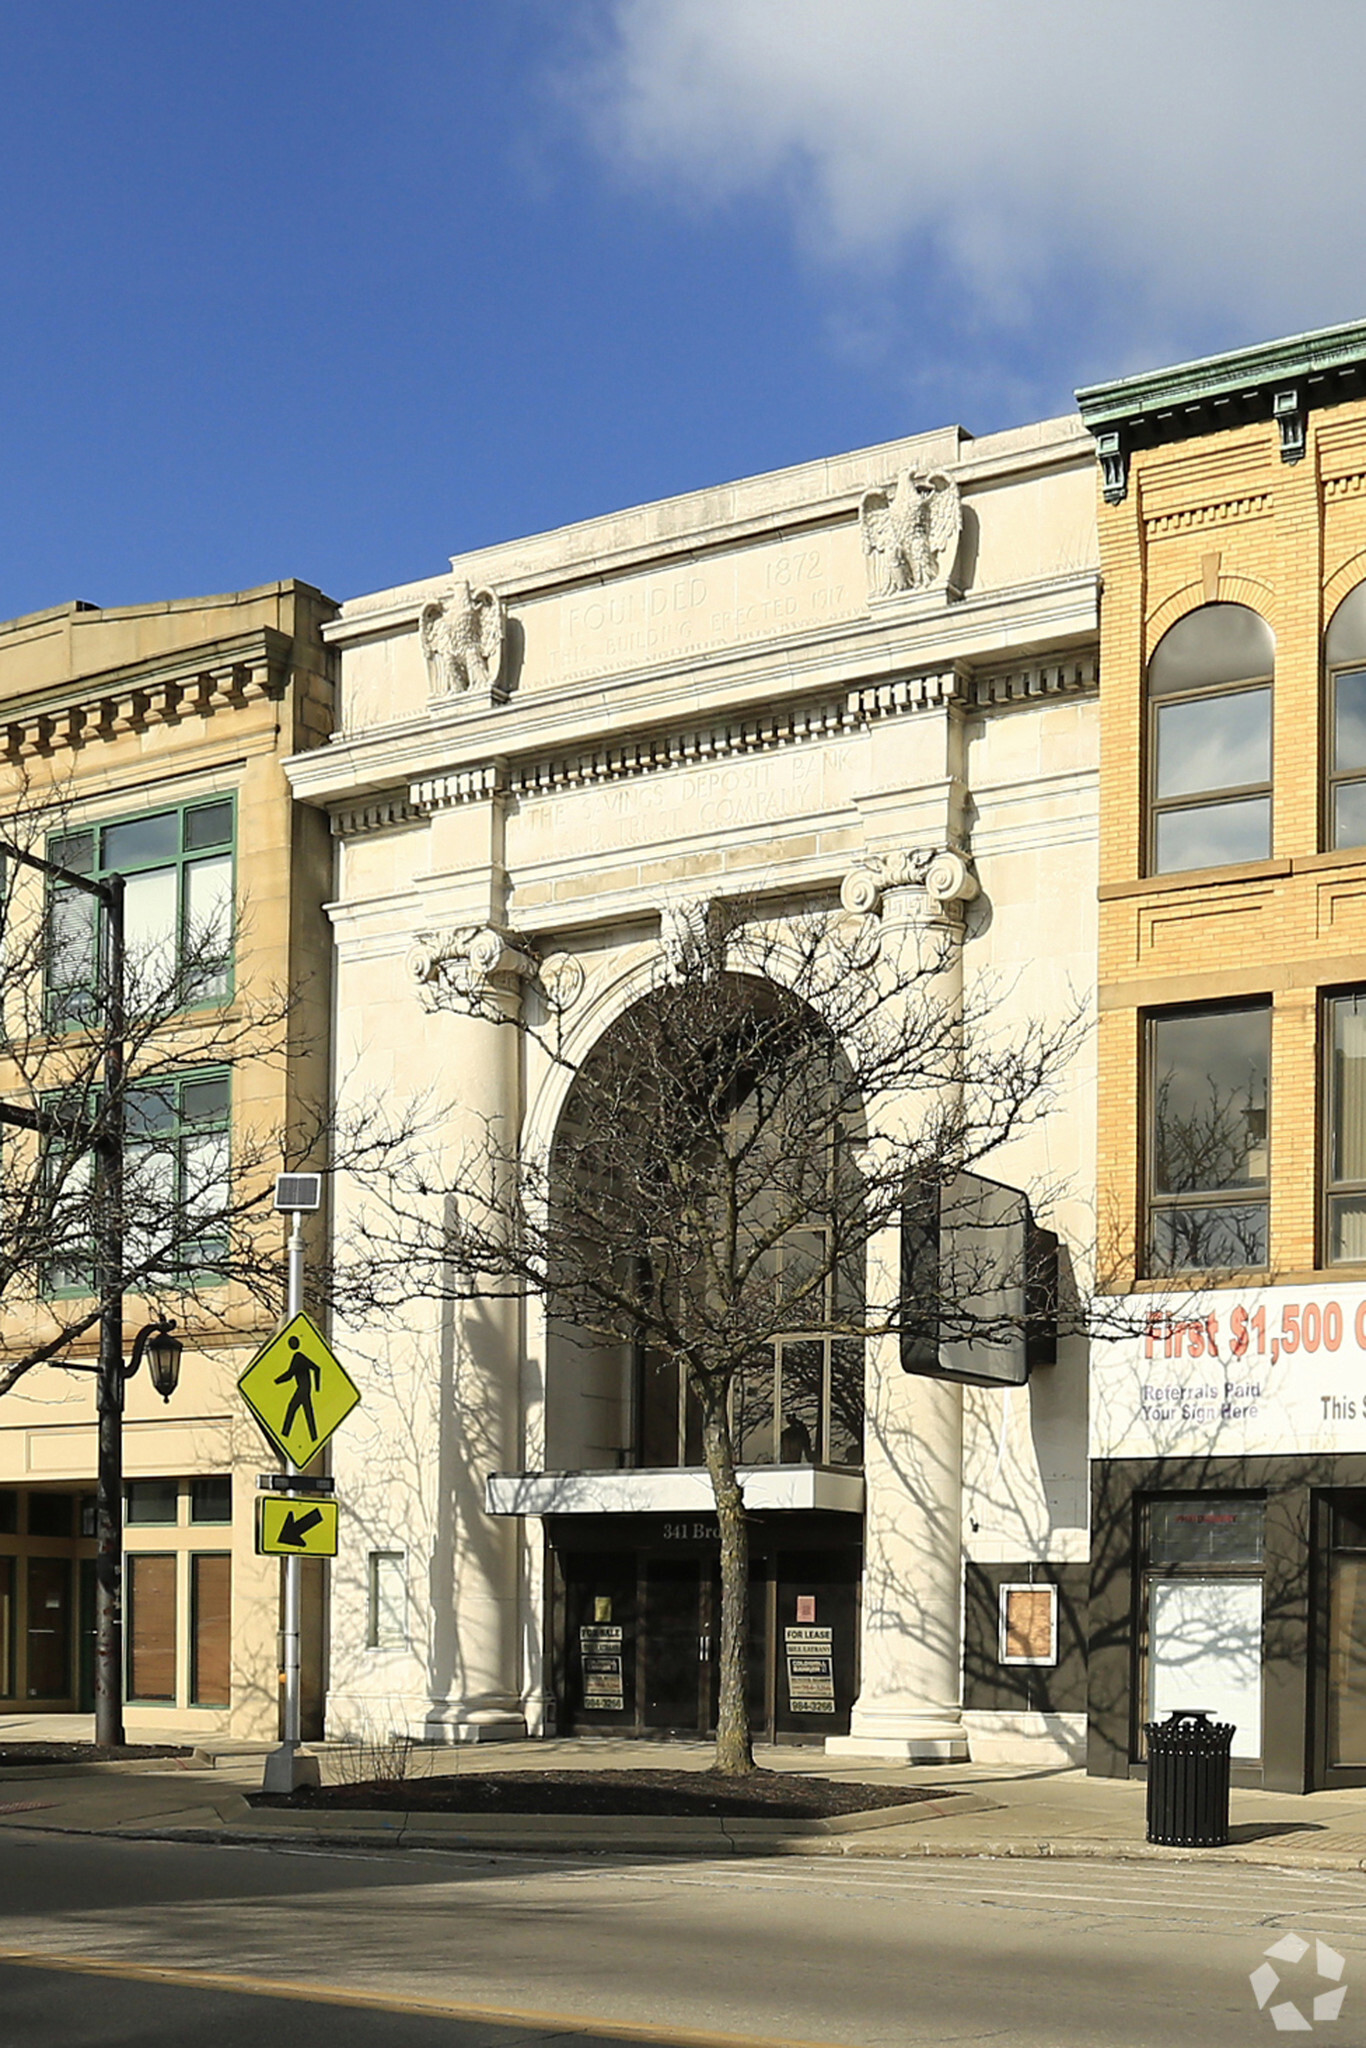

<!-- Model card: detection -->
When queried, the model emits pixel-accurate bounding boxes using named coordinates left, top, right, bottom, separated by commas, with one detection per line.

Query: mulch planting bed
left=251, top=1768, right=956, bottom=1820
left=0, top=1743, right=192, bottom=1767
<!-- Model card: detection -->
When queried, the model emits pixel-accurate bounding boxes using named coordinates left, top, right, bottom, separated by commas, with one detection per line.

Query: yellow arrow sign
left=237, top=1312, right=360, bottom=1466
left=256, top=1494, right=339, bottom=1557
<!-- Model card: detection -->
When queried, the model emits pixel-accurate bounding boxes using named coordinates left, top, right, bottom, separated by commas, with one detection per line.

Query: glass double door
left=561, top=1537, right=860, bottom=1738
left=565, top=1552, right=766, bottom=1737
left=641, top=1558, right=717, bottom=1731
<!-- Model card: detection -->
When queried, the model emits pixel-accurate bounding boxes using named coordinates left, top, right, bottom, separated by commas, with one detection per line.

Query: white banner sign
left=1092, top=1283, right=1366, bottom=1460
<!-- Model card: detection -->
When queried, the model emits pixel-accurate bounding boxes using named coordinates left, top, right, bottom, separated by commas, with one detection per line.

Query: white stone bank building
left=287, top=416, right=1100, bottom=1765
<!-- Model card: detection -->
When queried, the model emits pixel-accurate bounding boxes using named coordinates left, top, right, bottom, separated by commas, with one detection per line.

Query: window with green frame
left=45, top=1068, right=232, bottom=1295
left=47, top=798, right=234, bottom=1024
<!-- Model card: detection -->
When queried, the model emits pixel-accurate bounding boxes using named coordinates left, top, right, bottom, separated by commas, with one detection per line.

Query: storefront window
left=1143, top=1496, right=1265, bottom=1761
left=1327, top=1495, right=1366, bottom=1769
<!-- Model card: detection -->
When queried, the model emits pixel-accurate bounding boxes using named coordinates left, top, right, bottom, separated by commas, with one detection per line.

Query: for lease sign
left=1091, top=1283, right=1366, bottom=1460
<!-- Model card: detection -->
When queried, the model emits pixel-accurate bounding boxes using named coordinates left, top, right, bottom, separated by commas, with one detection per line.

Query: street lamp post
left=0, top=835, right=182, bottom=1746
left=95, top=1317, right=183, bottom=1746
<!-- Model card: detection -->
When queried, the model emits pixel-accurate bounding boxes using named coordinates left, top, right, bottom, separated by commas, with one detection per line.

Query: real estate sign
left=1092, top=1282, right=1366, bottom=1460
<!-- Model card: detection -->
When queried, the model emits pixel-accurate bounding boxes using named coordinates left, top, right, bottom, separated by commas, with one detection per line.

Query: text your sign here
left=1092, top=1282, right=1366, bottom=1459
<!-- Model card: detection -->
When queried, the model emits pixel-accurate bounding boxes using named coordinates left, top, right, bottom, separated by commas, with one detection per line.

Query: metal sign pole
left=282, top=1207, right=304, bottom=1749
left=261, top=1206, right=317, bottom=1794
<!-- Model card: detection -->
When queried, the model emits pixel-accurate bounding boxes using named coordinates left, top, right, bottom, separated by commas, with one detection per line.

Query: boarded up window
left=999, top=1584, right=1057, bottom=1665
left=191, top=1554, right=231, bottom=1705
left=127, top=1554, right=176, bottom=1701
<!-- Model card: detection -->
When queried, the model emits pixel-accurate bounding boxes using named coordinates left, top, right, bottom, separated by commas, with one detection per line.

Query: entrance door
left=26, top=1556, right=72, bottom=1701
left=77, top=1559, right=96, bottom=1713
left=1324, top=1491, right=1366, bottom=1783
left=642, top=1558, right=706, bottom=1731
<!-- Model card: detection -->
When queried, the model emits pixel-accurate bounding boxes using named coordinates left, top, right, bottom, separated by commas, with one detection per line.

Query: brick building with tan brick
left=1081, top=322, right=1366, bottom=1791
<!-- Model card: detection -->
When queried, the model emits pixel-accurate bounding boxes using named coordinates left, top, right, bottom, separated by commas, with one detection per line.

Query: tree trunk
left=701, top=1400, right=754, bottom=1775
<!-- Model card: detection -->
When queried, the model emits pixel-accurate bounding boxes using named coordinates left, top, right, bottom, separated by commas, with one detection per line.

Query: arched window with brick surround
left=1147, top=602, right=1275, bottom=875
left=1324, top=583, right=1366, bottom=850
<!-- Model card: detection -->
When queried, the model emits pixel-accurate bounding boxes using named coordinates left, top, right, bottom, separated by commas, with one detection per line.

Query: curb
left=162, top=1790, right=993, bottom=1857
left=83, top=1816, right=1366, bottom=1872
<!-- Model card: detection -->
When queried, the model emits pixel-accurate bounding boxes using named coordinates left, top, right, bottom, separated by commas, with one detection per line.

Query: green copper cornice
left=1076, top=319, right=1366, bottom=430
left=1074, top=318, right=1366, bottom=502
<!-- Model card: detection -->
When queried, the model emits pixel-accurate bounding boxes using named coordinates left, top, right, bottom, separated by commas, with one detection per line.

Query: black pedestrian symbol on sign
left=275, top=1334, right=321, bottom=1444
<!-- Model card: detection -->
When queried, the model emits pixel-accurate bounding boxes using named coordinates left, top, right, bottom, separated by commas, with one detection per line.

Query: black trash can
left=1144, top=1708, right=1234, bottom=1846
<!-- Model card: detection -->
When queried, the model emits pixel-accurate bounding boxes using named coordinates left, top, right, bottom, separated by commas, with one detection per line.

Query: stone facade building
left=0, top=582, right=336, bottom=1737
left=289, top=419, right=1100, bottom=1762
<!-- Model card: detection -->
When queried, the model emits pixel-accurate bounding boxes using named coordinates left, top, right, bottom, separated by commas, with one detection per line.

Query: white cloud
left=571, top=0, right=1366, bottom=357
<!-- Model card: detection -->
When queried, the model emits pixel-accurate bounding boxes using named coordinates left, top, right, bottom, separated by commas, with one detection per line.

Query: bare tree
left=0, top=793, right=419, bottom=1398
left=355, top=901, right=1080, bottom=1775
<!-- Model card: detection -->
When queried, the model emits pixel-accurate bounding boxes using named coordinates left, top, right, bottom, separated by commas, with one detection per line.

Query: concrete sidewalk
left=4, top=1732, right=1366, bottom=1871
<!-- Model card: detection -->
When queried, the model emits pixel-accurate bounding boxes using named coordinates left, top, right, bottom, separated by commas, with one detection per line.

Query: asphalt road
left=1, top=1831, right=1364, bottom=2047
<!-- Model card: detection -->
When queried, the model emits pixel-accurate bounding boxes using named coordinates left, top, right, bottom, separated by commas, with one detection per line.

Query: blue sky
left=4, top=1, right=1364, bottom=620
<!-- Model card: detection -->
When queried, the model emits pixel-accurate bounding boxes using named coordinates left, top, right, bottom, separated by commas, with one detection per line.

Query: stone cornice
left=321, top=653, right=1096, bottom=836
left=0, top=626, right=293, bottom=763
left=293, top=570, right=1099, bottom=824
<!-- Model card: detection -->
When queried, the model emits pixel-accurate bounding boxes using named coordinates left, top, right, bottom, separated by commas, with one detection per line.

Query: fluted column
left=829, top=855, right=974, bottom=1760
left=414, top=932, right=530, bottom=1741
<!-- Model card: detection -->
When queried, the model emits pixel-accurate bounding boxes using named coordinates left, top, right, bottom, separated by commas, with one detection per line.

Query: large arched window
left=1147, top=602, right=1275, bottom=874
left=543, top=977, right=865, bottom=1475
left=1324, top=583, right=1366, bottom=849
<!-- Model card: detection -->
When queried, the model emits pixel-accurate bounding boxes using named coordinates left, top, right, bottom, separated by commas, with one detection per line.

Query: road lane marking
left=0, top=1949, right=853, bottom=2048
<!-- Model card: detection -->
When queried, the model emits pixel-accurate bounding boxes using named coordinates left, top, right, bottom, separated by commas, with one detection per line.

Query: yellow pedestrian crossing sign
left=256, top=1494, right=340, bottom=1557
left=238, top=1312, right=360, bottom=1466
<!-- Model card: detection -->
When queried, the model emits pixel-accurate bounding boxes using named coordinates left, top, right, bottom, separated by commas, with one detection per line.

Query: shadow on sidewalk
left=1226, top=1820, right=1327, bottom=1844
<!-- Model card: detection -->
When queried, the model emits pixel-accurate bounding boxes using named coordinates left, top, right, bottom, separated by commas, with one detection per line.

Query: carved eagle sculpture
left=860, top=469, right=962, bottom=598
left=418, top=579, right=505, bottom=697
